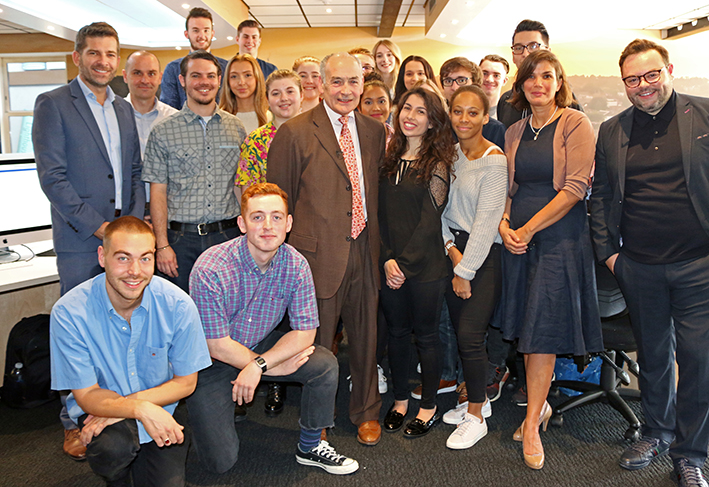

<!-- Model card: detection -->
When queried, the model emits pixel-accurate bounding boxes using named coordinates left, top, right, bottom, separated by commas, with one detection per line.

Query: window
left=0, top=57, right=67, bottom=154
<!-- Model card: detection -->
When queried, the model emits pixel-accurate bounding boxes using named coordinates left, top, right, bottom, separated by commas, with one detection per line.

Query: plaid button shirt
left=142, top=104, right=246, bottom=223
left=190, top=236, right=319, bottom=349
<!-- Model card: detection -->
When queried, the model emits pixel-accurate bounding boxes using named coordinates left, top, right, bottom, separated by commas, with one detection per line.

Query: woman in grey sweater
left=440, top=85, right=508, bottom=450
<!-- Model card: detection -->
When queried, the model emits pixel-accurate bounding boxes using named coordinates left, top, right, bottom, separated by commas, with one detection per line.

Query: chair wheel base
left=550, top=413, right=564, bottom=428
left=624, top=427, right=641, bottom=441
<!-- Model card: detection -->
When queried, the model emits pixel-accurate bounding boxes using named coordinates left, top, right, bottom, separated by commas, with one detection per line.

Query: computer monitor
left=0, top=153, right=53, bottom=262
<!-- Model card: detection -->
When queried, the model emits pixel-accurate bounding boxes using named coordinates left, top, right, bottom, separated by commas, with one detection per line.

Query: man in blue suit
left=590, top=39, right=709, bottom=487
left=32, top=21, right=145, bottom=461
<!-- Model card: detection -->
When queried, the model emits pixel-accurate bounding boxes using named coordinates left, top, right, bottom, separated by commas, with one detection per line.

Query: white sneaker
left=348, top=368, right=388, bottom=394
left=377, top=365, right=388, bottom=394
left=446, top=413, right=488, bottom=450
left=442, top=398, right=491, bottom=425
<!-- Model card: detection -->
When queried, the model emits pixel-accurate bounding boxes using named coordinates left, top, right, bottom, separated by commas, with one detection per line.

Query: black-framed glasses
left=621, top=66, right=666, bottom=88
left=511, top=42, right=547, bottom=55
left=441, top=76, right=470, bottom=87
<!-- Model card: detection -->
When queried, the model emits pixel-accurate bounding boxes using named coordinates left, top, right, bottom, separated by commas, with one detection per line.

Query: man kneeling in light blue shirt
left=50, top=216, right=212, bottom=486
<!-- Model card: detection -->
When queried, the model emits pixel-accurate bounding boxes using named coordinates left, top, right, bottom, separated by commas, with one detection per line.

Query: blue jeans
left=438, top=302, right=464, bottom=383
left=186, top=331, right=338, bottom=474
left=165, top=226, right=239, bottom=293
left=79, top=414, right=188, bottom=487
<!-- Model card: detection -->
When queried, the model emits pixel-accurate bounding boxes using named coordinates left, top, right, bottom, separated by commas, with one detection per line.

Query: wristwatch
left=254, top=356, right=267, bottom=373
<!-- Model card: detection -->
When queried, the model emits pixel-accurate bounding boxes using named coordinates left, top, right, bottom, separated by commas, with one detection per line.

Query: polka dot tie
left=339, top=115, right=365, bottom=239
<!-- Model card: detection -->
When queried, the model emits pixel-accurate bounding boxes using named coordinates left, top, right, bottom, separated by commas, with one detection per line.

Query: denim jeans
left=186, top=331, right=338, bottom=474
left=79, top=414, right=188, bottom=487
left=438, top=302, right=464, bottom=383
left=164, top=226, right=239, bottom=294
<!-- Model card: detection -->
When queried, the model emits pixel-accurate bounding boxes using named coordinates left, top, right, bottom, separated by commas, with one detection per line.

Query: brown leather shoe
left=357, top=420, right=381, bottom=446
left=63, top=428, right=87, bottom=461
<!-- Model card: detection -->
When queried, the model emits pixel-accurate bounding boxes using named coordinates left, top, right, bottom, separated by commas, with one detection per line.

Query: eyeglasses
left=511, top=42, right=547, bottom=55
left=621, top=66, right=666, bottom=88
left=441, top=76, right=470, bottom=87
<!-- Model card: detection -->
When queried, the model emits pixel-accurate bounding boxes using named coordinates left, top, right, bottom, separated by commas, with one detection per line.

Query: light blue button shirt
left=50, top=274, right=212, bottom=444
left=77, top=76, right=123, bottom=209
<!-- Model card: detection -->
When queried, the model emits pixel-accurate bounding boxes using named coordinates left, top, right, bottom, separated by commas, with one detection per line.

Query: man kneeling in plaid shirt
left=186, top=182, right=359, bottom=475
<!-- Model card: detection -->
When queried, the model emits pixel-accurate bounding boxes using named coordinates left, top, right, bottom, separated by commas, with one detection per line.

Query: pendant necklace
left=529, top=106, right=558, bottom=141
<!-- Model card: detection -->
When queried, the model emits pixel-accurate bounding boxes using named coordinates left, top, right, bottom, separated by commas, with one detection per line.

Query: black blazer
left=589, top=92, right=709, bottom=264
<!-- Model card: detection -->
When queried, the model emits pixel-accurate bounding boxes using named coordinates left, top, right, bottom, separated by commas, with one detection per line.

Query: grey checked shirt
left=142, top=104, right=246, bottom=224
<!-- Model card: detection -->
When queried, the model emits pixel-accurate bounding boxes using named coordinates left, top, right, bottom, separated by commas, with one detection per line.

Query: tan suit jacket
left=268, top=103, right=386, bottom=299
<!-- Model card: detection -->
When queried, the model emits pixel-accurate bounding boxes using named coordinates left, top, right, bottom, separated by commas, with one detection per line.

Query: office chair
left=549, top=262, right=642, bottom=441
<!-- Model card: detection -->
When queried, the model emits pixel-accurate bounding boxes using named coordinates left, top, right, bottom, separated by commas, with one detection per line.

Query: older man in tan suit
left=268, top=52, right=385, bottom=445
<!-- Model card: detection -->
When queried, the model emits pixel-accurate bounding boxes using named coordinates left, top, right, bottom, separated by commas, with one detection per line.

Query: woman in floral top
left=235, top=70, right=303, bottom=194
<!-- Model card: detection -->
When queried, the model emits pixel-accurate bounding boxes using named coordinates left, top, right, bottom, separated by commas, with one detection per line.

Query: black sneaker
left=619, top=436, right=670, bottom=470
left=296, top=440, right=359, bottom=475
left=673, top=459, right=709, bottom=487
left=486, top=365, right=510, bottom=402
left=511, top=384, right=527, bottom=406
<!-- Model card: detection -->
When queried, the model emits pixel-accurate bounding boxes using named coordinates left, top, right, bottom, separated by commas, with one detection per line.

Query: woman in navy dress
left=496, top=51, right=602, bottom=469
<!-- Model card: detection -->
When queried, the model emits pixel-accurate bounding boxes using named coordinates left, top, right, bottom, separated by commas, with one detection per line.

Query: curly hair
left=382, top=88, right=456, bottom=183
left=219, top=54, right=269, bottom=126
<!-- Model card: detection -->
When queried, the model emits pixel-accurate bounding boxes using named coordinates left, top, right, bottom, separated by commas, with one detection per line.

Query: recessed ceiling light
left=466, top=1, right=474, bottom=6
left=692, top=19, right=698, bottom=26
left=227, top=36, right=234, bottom=41
left=452, top=19, right=459, bottom=25
left=440, top=33, right=447, bottom=38
left=182, top=3, right=190, bottom=9
left=175, top=46, right=182, bottom=50
left=326, top=8, right=332, bottom=13
left=47, top=25, right=55, bottom=30
left=677, top=24, right=683, bottom=31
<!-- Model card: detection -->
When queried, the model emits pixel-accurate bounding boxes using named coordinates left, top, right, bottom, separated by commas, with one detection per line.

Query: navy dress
left=497, top=119, right=603, bottom=356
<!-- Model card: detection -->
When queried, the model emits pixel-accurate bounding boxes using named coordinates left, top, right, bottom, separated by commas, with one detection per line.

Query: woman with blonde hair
left=293, top=55, right=322, bottom=113
left=219, top=54, right=269, bottom=133
left=372, top=39, right=402, bottom=94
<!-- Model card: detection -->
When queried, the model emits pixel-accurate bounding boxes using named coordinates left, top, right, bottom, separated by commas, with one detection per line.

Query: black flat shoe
left=403, top=410, right=440, bottom=438
left=265, top=382, right=286, bottom=416
left=384, top=404, right=406, bottom=433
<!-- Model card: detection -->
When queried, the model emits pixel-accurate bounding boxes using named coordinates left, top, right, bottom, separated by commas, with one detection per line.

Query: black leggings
left=445, top=229, right=502, bottom=404
left=381, top=276, right=446, bottom=409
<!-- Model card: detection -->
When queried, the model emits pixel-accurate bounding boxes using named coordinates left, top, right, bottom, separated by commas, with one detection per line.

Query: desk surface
left=0, top=241, right=58, bottom=293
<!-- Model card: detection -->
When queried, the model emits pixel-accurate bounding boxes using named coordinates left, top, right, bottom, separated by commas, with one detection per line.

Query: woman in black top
left=379, top=87, right=456, bottom=438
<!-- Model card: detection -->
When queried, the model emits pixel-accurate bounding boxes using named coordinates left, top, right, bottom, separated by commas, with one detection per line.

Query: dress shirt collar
left=323, top=102, right=354, bottom=128
left=125, top=93, right=158, bottom=117
left=235, top=234, right=283, bottom=275
left=91, top=272, right=152, bottom=320
left=633, top=90, right=676, bottom=127
left=77, top=75, right=115, bottom=105
left=179, top=102, right=224, bottom=124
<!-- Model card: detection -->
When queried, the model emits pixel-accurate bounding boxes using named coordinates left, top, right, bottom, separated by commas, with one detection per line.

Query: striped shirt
left=190, top=236, right=319, bottom=349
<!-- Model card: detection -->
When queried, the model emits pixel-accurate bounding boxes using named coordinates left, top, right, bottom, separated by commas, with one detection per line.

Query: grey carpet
left=0, top=340, right=703, bottom=487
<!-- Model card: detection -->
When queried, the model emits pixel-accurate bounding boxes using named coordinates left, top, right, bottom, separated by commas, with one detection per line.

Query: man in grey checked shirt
left=142, top=50, right=246, bottom=293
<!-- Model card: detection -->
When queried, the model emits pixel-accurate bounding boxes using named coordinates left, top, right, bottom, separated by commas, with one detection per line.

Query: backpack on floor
left=2, top=314, right=57, bottom=408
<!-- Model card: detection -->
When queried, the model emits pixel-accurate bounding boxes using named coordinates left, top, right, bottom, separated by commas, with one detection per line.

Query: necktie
left=339, top=115, right=366, bottom=239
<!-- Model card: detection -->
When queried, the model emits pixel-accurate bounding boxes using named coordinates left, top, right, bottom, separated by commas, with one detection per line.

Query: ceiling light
left=692, top=19, right=698, bottom=26
left=677, top=24, right=683, bottom=31
left=227, top=36, right=234, bottom=41
left=440, top=33, right=446, bottom=38
left=326, top=8, right=332, bottom=13
left=451, top=19, right=459, bottom=25
left=175, top=46, right=182, bottom=50
left=47, top=25, right=55, bottom=30
left=466, top=1, right=474, bottom=6
left=182, top=3, right=190, bottom=9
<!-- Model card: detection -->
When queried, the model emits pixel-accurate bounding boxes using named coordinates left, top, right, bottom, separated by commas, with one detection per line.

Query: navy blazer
left=589, top=92, right=709, bottom=264
left=33, top=78, right=145, bottom=253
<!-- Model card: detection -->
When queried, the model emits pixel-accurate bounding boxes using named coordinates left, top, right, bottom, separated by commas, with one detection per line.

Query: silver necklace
left=528, top=106, right=558, bottom=141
